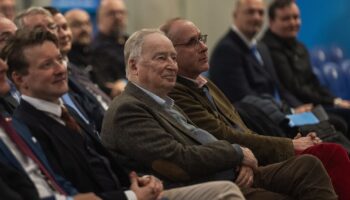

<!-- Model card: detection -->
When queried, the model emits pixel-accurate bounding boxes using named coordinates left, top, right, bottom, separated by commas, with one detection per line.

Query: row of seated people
left=0, top=15, right=345, bottom=200
left=0, top=0, right=349, bottom=200
left=0, top=6, right=248, bottom=200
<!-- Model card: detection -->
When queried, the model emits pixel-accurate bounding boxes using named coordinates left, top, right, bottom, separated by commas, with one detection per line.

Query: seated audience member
left=4, top=28, right=245, bottom=200
left=65, top=9, right=93, bottom=69
left=44, top=7, right=112, bottom=112
left=262, top=0, right=350, bottom=131
left=0, top=0, right=15, bottom=21
left=90, top=0, right=128, bottom=97
left=0, top=58, right=100, bottom=200
left=208, top=0, right=350, bottom=145
left=0, top=16, right=18, bottom=117
left=14, top=7, right=108, bottom=131
left=163, top=18, right=350, bottom=200
left=101, top=28, right=337, bottom=199
left=0, top=16, right=16, bottom=51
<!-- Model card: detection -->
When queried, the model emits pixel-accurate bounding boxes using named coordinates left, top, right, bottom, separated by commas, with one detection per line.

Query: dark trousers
left=242, top=155, right=337, bottom=200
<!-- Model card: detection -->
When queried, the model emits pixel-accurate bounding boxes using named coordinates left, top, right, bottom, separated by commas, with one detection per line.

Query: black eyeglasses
left=174, top=34, right=207, bottom=47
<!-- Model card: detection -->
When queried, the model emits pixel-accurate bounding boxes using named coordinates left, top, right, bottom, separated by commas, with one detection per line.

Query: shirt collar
left=179, top=75, right=208, bottom=88
left=21, top=95, right=64, bottom=118
left=231, top=24, right=258, bottom=48
left=133, top=83, right=174, bottom=109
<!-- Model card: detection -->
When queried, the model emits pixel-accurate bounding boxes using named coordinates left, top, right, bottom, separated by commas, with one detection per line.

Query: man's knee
left=212, top=181, right=245, bottom=200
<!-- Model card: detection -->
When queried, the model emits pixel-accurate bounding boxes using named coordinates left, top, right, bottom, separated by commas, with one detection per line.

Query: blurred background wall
left=15, top=0, right=350, bottom=57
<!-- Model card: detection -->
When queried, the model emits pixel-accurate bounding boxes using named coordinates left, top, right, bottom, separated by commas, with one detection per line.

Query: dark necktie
left=0, top=116, right=67, bottom=195
left=61, top=106, right=81, bottom=134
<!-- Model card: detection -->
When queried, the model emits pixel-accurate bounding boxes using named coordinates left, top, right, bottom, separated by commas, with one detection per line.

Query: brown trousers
left=242, top=155, right=337, bottom=200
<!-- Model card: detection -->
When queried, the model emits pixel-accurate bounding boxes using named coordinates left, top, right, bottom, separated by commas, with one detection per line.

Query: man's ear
left=11, top=71, right=26, bottom=89
left=128, top=58, right=138, bottom=75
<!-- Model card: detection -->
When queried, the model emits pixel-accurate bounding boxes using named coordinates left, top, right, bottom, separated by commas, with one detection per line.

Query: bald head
left=98, top=0, right=127, bottom=36
left=65, top=9, right=92, bottom=45
left=0, top=16, right=16, bottom=51
left=161, top=18, right=209, bottom=79
left=233, top=0, right=265, bottom=39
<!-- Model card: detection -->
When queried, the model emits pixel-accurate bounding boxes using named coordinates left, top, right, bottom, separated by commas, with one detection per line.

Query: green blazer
left=101, top=82, right=242, bottom=183
left=169, top=76, right=295, bottom=165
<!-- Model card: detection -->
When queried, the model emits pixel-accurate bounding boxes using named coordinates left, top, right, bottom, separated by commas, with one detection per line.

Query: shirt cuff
left=125, top=190, right=138, bottom=200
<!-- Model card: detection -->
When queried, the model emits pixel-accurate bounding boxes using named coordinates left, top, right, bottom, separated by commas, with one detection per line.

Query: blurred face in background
left=269, top=2, right=301, bottom=39
left=65, top=9, right=92, bottom=46
left=0, top=0, right=16, bottom=21
left=98, top=0, right=127, bottom=37
left=233, top=0, right=265, bottom=40
left=0, top=59, right=10, bottom=96
left=53, top=13, right=73, bottom=55
left=0, top=17, right=16, bottom=51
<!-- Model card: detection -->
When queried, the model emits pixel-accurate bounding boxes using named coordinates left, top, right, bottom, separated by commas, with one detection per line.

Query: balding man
left=90, top=0, right=128, bottom=97
left=65, top=9, right=93, bottom=68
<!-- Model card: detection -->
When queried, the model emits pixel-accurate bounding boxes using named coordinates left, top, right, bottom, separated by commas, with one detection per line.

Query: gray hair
left=14, top=7, right=52, bottom=29
left=124, top=28, right=165, bottom=76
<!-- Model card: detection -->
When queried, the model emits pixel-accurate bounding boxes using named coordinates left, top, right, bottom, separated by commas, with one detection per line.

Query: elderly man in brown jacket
left=101, top=28, right=337, bottom=200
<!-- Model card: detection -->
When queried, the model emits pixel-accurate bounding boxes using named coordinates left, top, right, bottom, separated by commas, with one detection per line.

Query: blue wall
left=298, top=0, right=350, bottom=57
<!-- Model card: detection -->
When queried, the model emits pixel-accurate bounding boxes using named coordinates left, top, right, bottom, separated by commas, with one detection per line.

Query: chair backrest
left=312, top=66, right=325, bottom=86
left=310, top=47, right=328, bottom=69
left=322, top=62, right=350, bottom=99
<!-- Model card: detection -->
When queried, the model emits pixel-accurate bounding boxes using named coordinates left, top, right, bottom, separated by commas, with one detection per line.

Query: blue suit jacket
left=0, top=117, right=78, bottom=199
left=13, top=100, right=130, bottom=200
left=209, top=29, right=302, bottom=107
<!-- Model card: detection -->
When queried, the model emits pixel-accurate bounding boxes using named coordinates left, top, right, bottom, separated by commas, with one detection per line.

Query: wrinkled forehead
left=142, top=33, right=176, bottom=54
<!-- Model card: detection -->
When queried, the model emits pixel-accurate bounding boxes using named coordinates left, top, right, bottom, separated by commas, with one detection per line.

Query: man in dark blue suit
left=209, top=0, right=307, bottom=111
left=208, top=0, right=350, bottom=139
left=14, top=6, right=107, bottom=132
left=0, top=59, right=101, bottom=200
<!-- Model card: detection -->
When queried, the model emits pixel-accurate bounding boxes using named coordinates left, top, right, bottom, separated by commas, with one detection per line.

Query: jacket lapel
left=125, top=83, right=203, bottom=144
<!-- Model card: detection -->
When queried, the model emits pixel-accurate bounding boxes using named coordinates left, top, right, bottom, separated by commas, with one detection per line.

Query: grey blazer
left=101, top=82, right=242, bottom=185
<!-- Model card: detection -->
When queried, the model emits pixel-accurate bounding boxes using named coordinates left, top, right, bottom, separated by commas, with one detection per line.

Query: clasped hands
left=129, top=171, right=164, bottom=200
left=292, top=132, right=322, bottom=152
left=235, top=147, right=258, bottom=189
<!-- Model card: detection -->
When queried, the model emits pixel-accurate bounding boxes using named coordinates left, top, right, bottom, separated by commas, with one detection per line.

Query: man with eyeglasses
left=164, top=16, right=350, bottom=199
left=90, top=0, right=128, bottom=97
left=100, top=27, right=337, bottom=199
left=14, top=7, right=108, bottom=132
